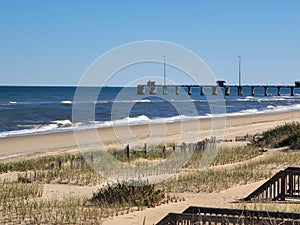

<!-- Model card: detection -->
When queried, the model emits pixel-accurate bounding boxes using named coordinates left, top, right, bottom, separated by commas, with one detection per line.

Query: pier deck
left=137, top=81, right=300, bottom=96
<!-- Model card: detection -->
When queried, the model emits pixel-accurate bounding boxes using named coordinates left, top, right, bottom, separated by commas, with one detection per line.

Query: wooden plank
left=183, top=206, right=300, bottom=219
left=156, top=212, right=298, bottom=225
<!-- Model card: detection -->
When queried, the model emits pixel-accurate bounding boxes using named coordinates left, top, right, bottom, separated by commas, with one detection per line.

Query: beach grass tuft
left=251, top=122, right=300, bottom=149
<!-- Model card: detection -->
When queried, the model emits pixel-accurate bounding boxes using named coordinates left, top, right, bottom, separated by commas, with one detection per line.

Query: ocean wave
left=0, top=120, right=74, bottom=138
left=225, top=103, right=300, bottom=117
left=0, top=115, right=201, bottom=138
left=98, top=115, right=151, bottom=127
left=61, top=100, right=72, bottom=104
left=52, top=120, right=73, bottom=127
left=3, top=101, right=53, bottom=105
left=113, top=99, right=153, bottom=103
left=74, top=99, right=158, bottom=104
left=234, top=95, right=296, bottom=103
left=2, top=102, right=300, bottom=138
left=239, top=109, right=258, bottom=113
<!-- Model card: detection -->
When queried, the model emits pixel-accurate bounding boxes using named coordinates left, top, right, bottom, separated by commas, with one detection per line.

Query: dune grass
left=90, top=180, right=164, bottom=208
left=2, top=124, right=300, bottom=224
left=184, top=145, right=261, bottom=168
left=251, top=122, right=300, bottom=149
left=160, top=149, right=300, bottom=193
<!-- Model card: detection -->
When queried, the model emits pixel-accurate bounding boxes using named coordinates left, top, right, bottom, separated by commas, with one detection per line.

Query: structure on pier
left=244, top=167, right=300, bottom=202
left=137, top=80, right=300, bottom=96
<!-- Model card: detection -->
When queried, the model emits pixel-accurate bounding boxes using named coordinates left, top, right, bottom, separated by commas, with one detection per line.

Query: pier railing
left=137, top=81, right=300, bottom=96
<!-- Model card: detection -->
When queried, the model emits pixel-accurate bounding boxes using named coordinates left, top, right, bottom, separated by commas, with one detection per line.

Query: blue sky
left=0, top=0, right=299, bottom=86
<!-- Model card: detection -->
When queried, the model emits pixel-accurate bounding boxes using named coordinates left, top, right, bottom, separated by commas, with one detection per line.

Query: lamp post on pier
left=238, top=55, right=242, bottom=96
left=163, top=56, right=167, bottom=95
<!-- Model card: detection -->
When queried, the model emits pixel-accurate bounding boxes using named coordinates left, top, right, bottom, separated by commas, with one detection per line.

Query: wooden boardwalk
left=156, top=206, right=300, bottom=225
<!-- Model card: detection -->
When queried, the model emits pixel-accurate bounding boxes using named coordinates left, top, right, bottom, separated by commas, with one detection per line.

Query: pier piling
left=212, top=86, right=217, bottom=95
left=200, top=86, right=204, bottom=96
left=175, top=86, right=180, bottom=95
left=251, top=86, right=255, bottom=96
left=225, top=87, right=230, bottom=96
left=277, top=87, right=281, bottom=96
left=187, top=86, right=192, bottom=95
left=238, top=86, right=243, bottom=96
left=137, top=85, right=145, bottom=95
left=264, top=86, right=268, bottom=96
left=163, top=86, right=167, bottom=95
left=291, top=87, right=295, bottom=96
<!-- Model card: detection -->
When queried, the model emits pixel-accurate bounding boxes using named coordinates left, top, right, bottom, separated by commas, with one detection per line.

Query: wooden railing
left=244, top=167, right=300, bottom=202
left=156, top=206, right=300, bottom=225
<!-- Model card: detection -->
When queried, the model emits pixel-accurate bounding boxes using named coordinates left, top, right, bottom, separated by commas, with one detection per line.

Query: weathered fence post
left=125, top=144, right=130, bottom=160
left=144, top=143, right=147, bottom=158
left=90, top=152, right=94, bottom=164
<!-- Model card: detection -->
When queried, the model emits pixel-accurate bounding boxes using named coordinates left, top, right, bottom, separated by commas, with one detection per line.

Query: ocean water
left=1, top=86, right=300, bottom=138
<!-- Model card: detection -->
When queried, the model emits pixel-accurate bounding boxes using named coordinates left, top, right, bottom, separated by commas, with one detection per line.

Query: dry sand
left=1, top=110, right=300, bottom=224
left=1, top=110, right=300, bottom=159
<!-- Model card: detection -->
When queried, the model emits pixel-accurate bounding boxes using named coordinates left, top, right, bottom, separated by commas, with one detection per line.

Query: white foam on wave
left=119, top=99, right=152, bottom=103
left=61, top=100, right=72, bottom=104
left=52, top=120, right=73, bottom=127
left=96, top=99, right=153, bottom=104
left=225, top=103, right=300, bottom=117
left=236, top=95, right=295, bottom=103
left=266, top=104, right=300, bottom=112
left=100, top=115, right=151, bottom=127
left=240, top=109, right=258, bottom=113
left=237, top=98, right=251, bottom=102
left=8, top=101, right=17, bottom=104
left=151, top=115, right=201, bottom=123
left=0, top=120, right=74, bottom=138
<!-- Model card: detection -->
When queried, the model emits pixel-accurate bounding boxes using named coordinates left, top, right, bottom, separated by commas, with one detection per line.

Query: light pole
left=238, top=55, right=242, bottom=96
left=163, top=56, right=167, bottom=95
left=163, top=56, right=166, bottom=87
left=238, top=55, right=242, bottom=87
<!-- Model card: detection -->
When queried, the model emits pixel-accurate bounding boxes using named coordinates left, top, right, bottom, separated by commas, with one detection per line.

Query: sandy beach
left=1, top=110, right=300, bottom=224
left=1, top=110, right=300, bottom=159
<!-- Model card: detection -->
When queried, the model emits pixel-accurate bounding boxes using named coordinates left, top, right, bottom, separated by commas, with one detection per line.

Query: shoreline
left=1, top=110, right=300, bottom=160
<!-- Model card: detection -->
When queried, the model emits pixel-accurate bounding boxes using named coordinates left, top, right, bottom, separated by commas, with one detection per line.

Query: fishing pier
left=138, top=56, right=300, bottom=97
left=137, top=80, right=300, bottom=96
